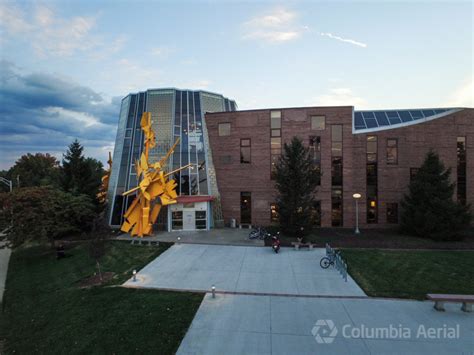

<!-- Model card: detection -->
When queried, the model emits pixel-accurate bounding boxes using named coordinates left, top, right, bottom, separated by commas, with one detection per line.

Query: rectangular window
left=240, top=139, right=251, bottom=164
left=457, top=137, right=467, bottom=205
left=386, top=138, right=398, bottom=165
left=195, top=210, right=207, bottom=230
left=271, top=112, right=282, bottom=179
left=309, top=136, right=321, bottom=185
left=171, top=211, right=183, bottom=230
left=218, top=122, right=231, bottom=136
left=270, top=203, right=278, bottom=223
left=331, top=188, right=343, bottom=227
left=311, top=115, right=325, bottom=130
left=367, top=135, right=378, bottom=224
left=331, top=125, right=343, bottom=226
left=240, top=192, right=252, bottom=224
left=386, top=203, right=398, bottom=224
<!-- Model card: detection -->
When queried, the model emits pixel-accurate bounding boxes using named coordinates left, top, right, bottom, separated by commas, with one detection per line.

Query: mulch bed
left=78, top=272, right=115, bottom=288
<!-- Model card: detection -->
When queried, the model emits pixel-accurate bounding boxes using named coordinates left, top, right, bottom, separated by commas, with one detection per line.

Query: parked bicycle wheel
left=320, top=257, right=331, bottom=269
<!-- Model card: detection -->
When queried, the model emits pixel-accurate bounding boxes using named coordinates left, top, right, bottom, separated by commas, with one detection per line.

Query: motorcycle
left=271, top=232, right=281, bottom=253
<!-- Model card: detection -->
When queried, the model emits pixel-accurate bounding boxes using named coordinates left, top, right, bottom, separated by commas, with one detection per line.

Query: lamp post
left=352, top=193, right=361, bottom=235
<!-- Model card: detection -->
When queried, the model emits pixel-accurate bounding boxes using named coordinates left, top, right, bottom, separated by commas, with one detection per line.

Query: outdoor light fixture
left=177, top=236, right=181, bottom=244
left=211, top=285, right=216, bottom=298
left=132, top=269, right=137, bottom=282
left=352, top=193, right=362, bottom=235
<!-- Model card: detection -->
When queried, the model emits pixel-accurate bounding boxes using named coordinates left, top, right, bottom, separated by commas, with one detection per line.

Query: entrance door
left=183, top=210, right=195, bottom=230
left=240, top=192, right=252, bottom=224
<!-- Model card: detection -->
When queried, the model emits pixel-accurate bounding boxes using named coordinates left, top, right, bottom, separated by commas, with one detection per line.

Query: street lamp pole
left=352, top=193, right=361, bottom=235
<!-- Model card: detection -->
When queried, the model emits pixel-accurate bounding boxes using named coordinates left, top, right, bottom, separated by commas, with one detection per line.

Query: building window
left=386, top=138, right=398, bottom=165
left=270, top=203, right=279, bottom=223
left=331, top=125, right=343, bottom=226
left=311, top=115, right=325, bottom=130
left=240, top=139, right=251, bottom=164
left=171, top=211, right=183, bottom=230
left=410, top=168, right=419, bottom=182
left=331, top=188, right=343, bottom=227
left=240, top=192, right=252, bottom=224
left=367, top=135, right=378, bottom=224
left=457, top=137, right=466, bottom=204
left=195, top=210, right=207, bottom=230
left=386, top=203, right=398, bottom=224
left=270, top=111, right=282, bottom=179
left=218, top=122, right=231, bottom=136
left=309, top=136, right=321, bottom=185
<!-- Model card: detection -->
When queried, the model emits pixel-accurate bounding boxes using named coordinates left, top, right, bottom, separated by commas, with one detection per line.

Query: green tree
left=0, top=187, right=96, bottom=248
left=275, top=136, right=320, bottom=238
left=6, top=153, right=61, bottom=188
left=400, top=150, right=471, bottom=241
left=62, top=140, right=104, bottom=201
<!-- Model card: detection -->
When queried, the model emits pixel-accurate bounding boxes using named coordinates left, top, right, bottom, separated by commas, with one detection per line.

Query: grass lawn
left=0, top=241, right=203, bottom=354
left=342, top=249, right=474, bottom=299
left=274, top=227, right=474, bottom=249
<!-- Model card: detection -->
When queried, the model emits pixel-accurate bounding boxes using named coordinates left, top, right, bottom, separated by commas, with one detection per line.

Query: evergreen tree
left=400, top=150, right=471, bottom=241
left=62, top=140, right=104, bottom=201
left=275, top=136, right=320, bottom=237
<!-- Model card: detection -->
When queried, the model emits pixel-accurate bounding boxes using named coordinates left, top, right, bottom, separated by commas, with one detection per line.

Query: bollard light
left=177, top=236, right=181, bottom=244
left=132, top=269, right=137, bottom=282
left=211, top=285, right=216, bottom=298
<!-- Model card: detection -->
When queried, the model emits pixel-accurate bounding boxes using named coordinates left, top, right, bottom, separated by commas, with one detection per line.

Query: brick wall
left=206, top=107, right=474, bottom=228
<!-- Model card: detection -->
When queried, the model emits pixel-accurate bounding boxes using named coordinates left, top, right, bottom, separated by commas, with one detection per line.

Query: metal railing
left=325, top=243, right=348, bottom=282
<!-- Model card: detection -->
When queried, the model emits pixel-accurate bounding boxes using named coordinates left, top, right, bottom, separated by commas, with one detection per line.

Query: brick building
left=206, top=106, right=473, bottom=229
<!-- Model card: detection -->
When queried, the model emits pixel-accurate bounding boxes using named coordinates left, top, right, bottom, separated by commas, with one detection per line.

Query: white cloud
left=0, top=3, right=32, bottom=34
left=0, top=3, right=125, bottom=57
left=44, top=107, right=103, bottom=128
left=320, top=32, right=367, bottom=48
left=242, top=7, right=305, bottom=43
left=312, top=88, right=368, bottom=108
left=445, top=79, right=474, bottom=107
left=182, top=79, right=211, bottom=89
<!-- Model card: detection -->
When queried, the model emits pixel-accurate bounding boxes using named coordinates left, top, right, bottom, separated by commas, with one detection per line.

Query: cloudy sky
left=0, top=0, right=472, bottom=170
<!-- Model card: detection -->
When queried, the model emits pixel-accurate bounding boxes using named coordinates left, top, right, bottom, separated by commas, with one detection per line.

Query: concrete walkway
left=117, top=228, right=264, bottom=247
left=0, top=237, right=12, bottom=304
left=124, top=244, right=365, bottom=297
left=177, top=293, right=474, bottom=354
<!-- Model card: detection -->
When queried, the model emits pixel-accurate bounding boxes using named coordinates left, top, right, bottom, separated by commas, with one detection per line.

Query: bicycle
left=249, top=226, right=267, bottom=240
left=320, top=250, right=340, bottom=269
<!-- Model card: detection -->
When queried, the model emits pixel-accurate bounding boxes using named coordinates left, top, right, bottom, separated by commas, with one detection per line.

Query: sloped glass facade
left=107, top=88, right=236, bottom=229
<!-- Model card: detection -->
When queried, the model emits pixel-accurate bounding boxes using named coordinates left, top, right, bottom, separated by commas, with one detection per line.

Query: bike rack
left=325, top=243, right=348, bottom=282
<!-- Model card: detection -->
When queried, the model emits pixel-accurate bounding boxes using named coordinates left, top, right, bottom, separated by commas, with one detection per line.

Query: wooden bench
left=427, top=294, right=474, bottom=312
left=291, top=242, right=315, bottom=250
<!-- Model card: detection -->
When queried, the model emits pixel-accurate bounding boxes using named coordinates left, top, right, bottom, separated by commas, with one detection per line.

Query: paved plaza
left=177, top=293, right=474, bottom=355
left=123, top=244, right=365, bottom=297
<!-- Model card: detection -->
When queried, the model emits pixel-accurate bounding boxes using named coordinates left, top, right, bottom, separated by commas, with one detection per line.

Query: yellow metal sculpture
left=120, top=112, right=191, bottom=237
left=97, top=152, right=113, bottom=204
